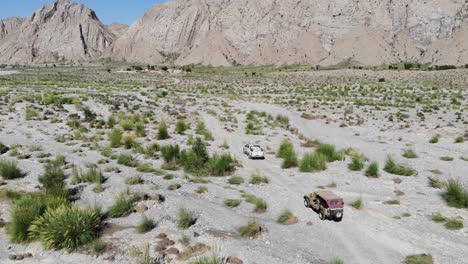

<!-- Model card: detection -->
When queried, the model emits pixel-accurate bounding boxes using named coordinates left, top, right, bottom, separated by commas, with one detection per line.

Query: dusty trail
left=201, top=102, right=468, bottom=264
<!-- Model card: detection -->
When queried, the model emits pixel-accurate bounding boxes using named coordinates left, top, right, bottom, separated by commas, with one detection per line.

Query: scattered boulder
left=165, top=247, right=179, bottom=255
left=227, top=256, right=244, bottom=264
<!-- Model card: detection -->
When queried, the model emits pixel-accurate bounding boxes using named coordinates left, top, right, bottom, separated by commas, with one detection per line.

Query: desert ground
left=0, top=66, right=466, bottom=264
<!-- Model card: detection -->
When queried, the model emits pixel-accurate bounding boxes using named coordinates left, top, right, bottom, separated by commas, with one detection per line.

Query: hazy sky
left=0, top=0, right=168, bottom=25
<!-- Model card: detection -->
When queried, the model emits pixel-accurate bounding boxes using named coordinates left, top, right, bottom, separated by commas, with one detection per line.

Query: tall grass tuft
left=300, top=152, right=327, bottom=172
left=136, top=216, right=155, bottom=233
left=108, top=194, right=140, bottom=218
left=238, top=220, right=262, bottom=237
left=384, top=157, right=416, bottom=176
left=158, top=121, right=170, bottom=140
left=0, top=159, right=26, bottom=179
left=315, top=144, right=344, bottom=162
left=178, top=208, right=196, bottom=230
left=109, top=128, right=122, bottom=148
left=442, top=179, right=468, bottom=208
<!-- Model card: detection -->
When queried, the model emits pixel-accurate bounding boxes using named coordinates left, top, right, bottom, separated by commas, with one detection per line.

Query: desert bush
left=228, top=176, right=244, bottom=185
left=160, top=144, right=180, bottom=164
left=349, top=198, right=363, bottom=209
left=136, top=216, right=155, bottom=233
left=195, top=186, right=208, bottom=194
left=238, top=220, right=262, bottom=237
left=277, top=139, right=294, bottom=159
left=0, top=159, right=26, bottom=179
left=89, top=239, right=106, bottom=254
left=405, top=254, right=433, bottom=264
left=206, top=153, right=235, bottom=176
left=442, top=179, right=468, bottom=208
left=403, top=149, right=418, bottom=159
left=277, top=209, right=294, bottom=224
left=384, top=157, right=415, bottom=176
left=428, top=177, right=447, bottom=189
left=108, top=194, right=140, bottom=218
left=126, top=176, right=142, bottom=185
left=109, top=128, right=122, bottom=148
left=178, top=208, right=196, bottom=230
left=440, top=156, right=454, bottom=161
left=244, top=194, right=267, bottom=213
left=281, top=151, right=298, bottom=169
left=189, top=254, right=224, bottom=264
left=224, top=199, right=241, bottom=207
left=431, top=212, right=446, bottom=223
left=181, top=138, right=209, bottom=174
left=195, top=121, right=213, bottom=140
left=135, top=122, right=146, bottom=137
left=454, top=136, right=464, bottom=143
left=158, top=121, right=170, bottom=140
left=348, top=156, right=365, bottom=171
left=123, top=136, right=136, bottom=149
left=300, top=152, right=327, bottom=172
left=250, top=170, right=269, bottom=184
left=39, top=163, right=66, bottom=194
left=117, top=153, right=138, bottom=167
left=315, top=144, right=344, bottom=162
left=365, top=162, right=379, bottom=178
left=175, top=120, right=189, bottom=135
left=429, top=134, right=440, bottom=144
left=330, top=258, right=344, bottom=264
left=28, top=205, right=101, bottom=250
left=136, top=163, right=155, bottom=173
left=80, top=168, right=104, bottom=184
left=444, top=218, right=464, bottom=230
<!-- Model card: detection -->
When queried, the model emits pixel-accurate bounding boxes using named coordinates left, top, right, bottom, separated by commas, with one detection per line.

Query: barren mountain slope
left=0, top=17, right=26, bottom=41
left=109, top=0, right=468, bottom=66
left=106, top=23, right=129, bottom=39
left=0, top=0, right=114, bottom=64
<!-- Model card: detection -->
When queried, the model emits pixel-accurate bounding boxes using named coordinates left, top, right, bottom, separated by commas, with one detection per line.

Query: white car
left=243, top=144, right=265, bottom=159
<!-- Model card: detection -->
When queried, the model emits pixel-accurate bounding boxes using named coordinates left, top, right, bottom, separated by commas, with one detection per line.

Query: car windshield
left=251, top=146, right=262, bottom=152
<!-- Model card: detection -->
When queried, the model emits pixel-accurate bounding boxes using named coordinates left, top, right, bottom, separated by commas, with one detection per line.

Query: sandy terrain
left=0, top=67, right=466, bottom=264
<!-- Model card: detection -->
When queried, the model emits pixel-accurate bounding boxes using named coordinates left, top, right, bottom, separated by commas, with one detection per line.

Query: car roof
left=316, top=191, right=341, bottom=200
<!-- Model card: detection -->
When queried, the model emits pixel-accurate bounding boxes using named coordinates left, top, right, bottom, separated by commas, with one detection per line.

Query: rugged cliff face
left=0, top=17, right=26, bottom=41
left=0, top=0, right=114, bottom=64
left=109, top=0, right=468, bottom=66
left=106, top=23, right=129, bottom=39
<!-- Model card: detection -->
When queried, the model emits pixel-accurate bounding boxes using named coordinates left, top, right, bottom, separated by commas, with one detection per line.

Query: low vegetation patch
left=442, top=180, right=468, bottom=208
left=384, top=157, right=416, bottom=176
left=178, top=208, right=196, bottom=230
left=402, top=149, right=418, bottom=159
left=136, top=216, right=155, bottom=233
left=108, top=194, right=140, bottom=218
left=444, top=218, right=464, bottom=230
left=224, top=199, right=241, bottom=207
left=0, top=159, right=26, bottom=179
left=365, top=162, right=380, bottom=178
left=428, top=177, right=447, bottom=189
left=243, top=194, right=267, bottom=213
left=228, top=176, right=244, bottom=185
left=238, top=220, right=262, bottom=238
left=349, top=198, right=363, bottom=209
left=300, top=152, right=327, bottom=172
left=405, top=254, right=433, bottom=264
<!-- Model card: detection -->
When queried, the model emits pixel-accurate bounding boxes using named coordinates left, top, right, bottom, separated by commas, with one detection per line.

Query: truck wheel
left=304, top=197, right=310, bottom=208
left=334, top=216, right=343, bottom=222
left=319, top=210, right=325, bottom=220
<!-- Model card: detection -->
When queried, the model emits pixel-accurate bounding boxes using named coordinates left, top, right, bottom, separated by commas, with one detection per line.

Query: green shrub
left=330, top=258, right=344, bottom=264
left=365, top=162, right=379, bottom=178
left=238, top=220, right=262, bottom=237
left=440, top=156, right=454, bottom=161
left=228, top=176, right=244, bottom=185
left=89, top=239, right=106, bottom=254
left=315, top=144, right=344, bottom=162
left=195, top=121, right=213, bottom=141
left=300, top=152, right=327, bottom=172
left=349, top=198, right=363, bottom=209
left=348, top=156, right=364, bottom=171
left=250, top=171, right=269, bottom=184
left=175, top=121, right=189, bottom=135
left=224, top=199, right=241, bottom=207
left=431, top=212, right=446, bottom=223
left=158, top=121, right=170, bottom=140
left=136, top=163, right=155, bottom=173
left=136, top=216, right=155, bottom=233
left=28, top=205, right=101, bottom=250
left=80, top=168, right=104, bottom=184
left=38, top=163, right=66, bottom=194
left=277, top=139, right=294, bottom=159
left=125, top=176, right=141, bottom=185
left=428, top=177, right=447, bottom=189
left=8, top=195, right=45, bottom=243
left=206, top=154, right=235, bottom=176
left=117, top=154, right=138, bottom=167
left=442, top=179, right=468, bottom=208
left=0, top=159, right=26, bottom=179
left=403, top=149, right=418, bottom=159
left=178, top=208, right=196, bottom=230
left=135, top=122, right=146, bottom=137
left=384, top=157, right=415, bottom=176
left=109, top=128, right=122, bottom=148
left=429, top=135, right=440, bottom=144
left=281, top=151, right=298, bottom=169
left=454, top=136, right=464, bottom=143
left=160, top=145, right=180, bottom=164
left=277, top=209, right=294, bottom=224
left=189, top=254, right=224, bottom=264
left=444, top=218, right=464, bottom=230
left=405, top=254, right=433, bottom=264
left=195, top=186, right=208, bottom=194
left=244, top=194, right=267, bottom=213
left=108, top=194, right=139, bottom=218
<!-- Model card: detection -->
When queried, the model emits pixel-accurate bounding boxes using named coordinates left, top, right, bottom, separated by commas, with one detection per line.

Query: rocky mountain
left=106, top=23, right=128, bottom=39
left=0, top=0, right=114, bottom=64
left=0, top=17, right=26, bottom=41
left=109, top=0, right=468, bottom=66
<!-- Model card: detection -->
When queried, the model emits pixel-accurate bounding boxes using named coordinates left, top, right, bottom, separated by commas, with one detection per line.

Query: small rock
left=22, top=253, right=33, bottom=258
left=193, top=232, right=200, bottom=237
left=393, top=178, right=402, bottom=184
left=227, top=256, right=243, bottom=264
left=155, top=244, right=166, bottom=252
left=8, top=254, right=17, bottom=260
left=306, top=221, right=313, bottom=226
left=165, top=247, right=179, bottom=255
left=156, top=233, right=167, bottom=239
left=16, top=255, right=24, bottom=260
left=134, top=203, right=148, bottom=213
